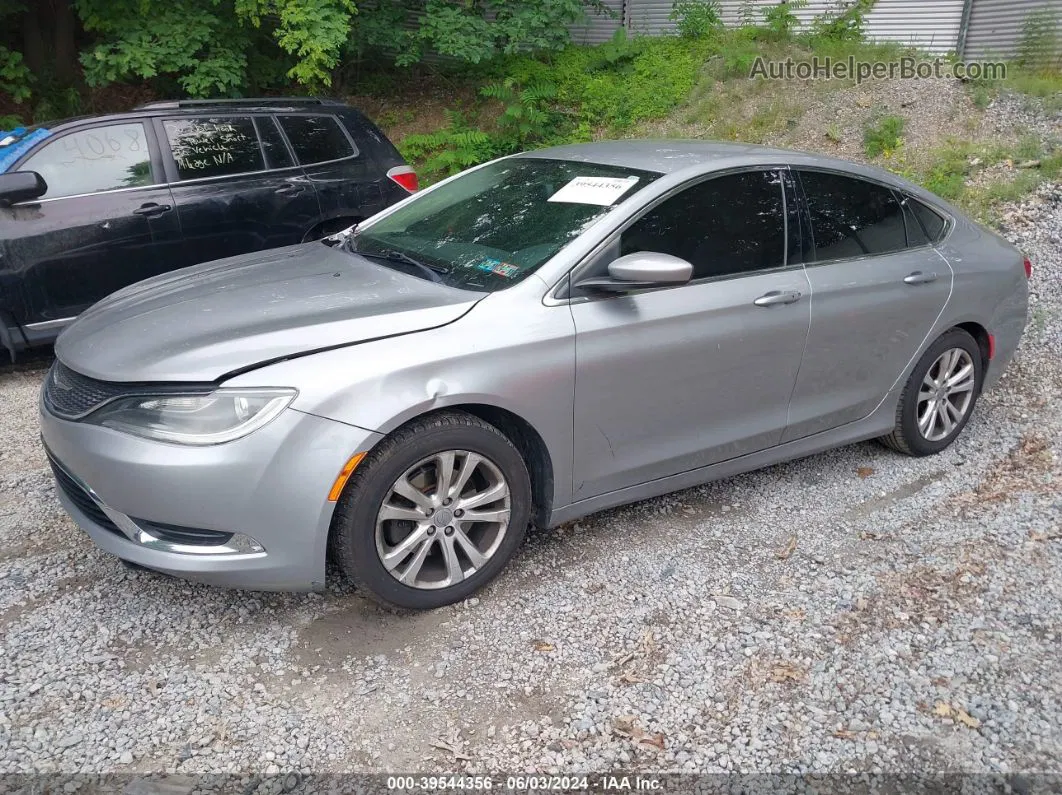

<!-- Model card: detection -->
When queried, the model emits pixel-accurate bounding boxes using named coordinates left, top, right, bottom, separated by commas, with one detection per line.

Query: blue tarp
left=0, top=127, right=52, bottom=174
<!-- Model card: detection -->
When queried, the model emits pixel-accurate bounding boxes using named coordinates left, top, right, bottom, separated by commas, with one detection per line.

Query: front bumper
left=40, top=403, right=382, bottom=591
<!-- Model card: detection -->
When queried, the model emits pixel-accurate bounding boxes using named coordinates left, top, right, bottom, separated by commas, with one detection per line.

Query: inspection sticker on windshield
left=548, top=175, right=639, bottom=206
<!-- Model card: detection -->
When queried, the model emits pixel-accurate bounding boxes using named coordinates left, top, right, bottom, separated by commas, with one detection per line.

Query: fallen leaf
left=532, top=640, right=554, bottom=652
left=769, top=664, right=804, bottom=684
left=856, top=466, right=875, bottom=478
left=1029, top=530, right=1062, bottom=542
left=612, top=715, right=639, bottom=738
left=618, top=672, right=644, bottom=685
left=833, top=729, right=856, bottom=740
left=639, top=732, right=666, bottom=750
left=933, top=701, right=954, bottom=718
left=956, top=709, right=981, bottom=729
left=776, top=535, right=798, bottom=560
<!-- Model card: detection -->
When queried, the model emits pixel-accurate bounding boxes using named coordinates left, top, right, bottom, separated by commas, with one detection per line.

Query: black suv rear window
left=164, top=117, right=263, bottom=180
left=277, top=115, right=355, bottom=165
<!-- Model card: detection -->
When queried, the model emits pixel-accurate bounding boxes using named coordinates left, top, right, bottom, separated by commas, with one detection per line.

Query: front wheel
left=879, top=328, right=984, bottom=456
left=330, top=411, right=531, bottom=609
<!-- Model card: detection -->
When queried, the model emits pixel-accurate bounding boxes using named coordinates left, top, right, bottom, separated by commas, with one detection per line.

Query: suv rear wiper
left=345, top=240, right=450, bottom=282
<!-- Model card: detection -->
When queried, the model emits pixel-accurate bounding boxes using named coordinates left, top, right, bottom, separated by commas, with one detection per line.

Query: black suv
left=0, top=97, right=417, bottom=359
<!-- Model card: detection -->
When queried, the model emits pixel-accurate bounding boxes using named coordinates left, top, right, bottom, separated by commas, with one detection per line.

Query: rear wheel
left=330, top=411, right=531, bottom=609
left=879, top=328, right=984, bottom=457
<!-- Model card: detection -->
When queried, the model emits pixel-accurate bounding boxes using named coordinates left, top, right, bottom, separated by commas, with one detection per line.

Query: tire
left=330, top=411, right=532, bottom=610
left=879, top=328, right=984, bottom=457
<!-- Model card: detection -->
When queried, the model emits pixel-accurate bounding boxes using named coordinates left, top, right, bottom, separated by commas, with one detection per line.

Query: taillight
left=387, top=165, right=419, bottom=193
left=1024, top=256, right=1032, bottom=279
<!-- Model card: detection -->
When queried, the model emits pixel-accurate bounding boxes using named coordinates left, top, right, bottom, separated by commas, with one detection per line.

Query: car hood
left=55, top=243, right=482, bottom=383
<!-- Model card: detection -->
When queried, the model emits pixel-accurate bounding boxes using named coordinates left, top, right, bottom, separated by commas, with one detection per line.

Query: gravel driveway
left=1, top=185, right=1060, bottom=785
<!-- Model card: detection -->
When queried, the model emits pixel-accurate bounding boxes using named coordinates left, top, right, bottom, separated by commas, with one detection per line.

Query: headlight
left=88, top=389, right=297, bottom=445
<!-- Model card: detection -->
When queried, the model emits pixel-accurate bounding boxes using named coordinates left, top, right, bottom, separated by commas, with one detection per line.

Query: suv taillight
left=387, top=165, right=419, bottom=193
left=1024, top=256, right=1032, bottom=279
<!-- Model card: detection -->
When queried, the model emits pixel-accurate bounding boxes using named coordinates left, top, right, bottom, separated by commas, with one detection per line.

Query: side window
left=909, top=197, right=947, bottom=242
left=20, top=123, right=153, bottom=199
left=620, top=170, right=786, bottom=280
left=277, top=115, right=355, bottom=165
left=163, top=117, right=263, bottom=180
left=255, top=116, right=294, bottom=170
left=798, top=170, right=907, bottom=261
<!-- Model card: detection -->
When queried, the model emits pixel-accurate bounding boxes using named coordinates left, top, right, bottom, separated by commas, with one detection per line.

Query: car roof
left=515, top=138, right=935, bottom=203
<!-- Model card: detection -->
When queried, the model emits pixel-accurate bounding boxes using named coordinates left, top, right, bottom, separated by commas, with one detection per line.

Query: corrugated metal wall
left=621, top=0, right=966, bottom=53
left=864, top=0, right=966, bottom=54
left=963, top=0, right=1062, bottom=62
left=569, top=0, right=626, bottom=43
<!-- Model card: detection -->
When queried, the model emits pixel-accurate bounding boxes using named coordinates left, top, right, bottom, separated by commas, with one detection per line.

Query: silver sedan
left=39, top=141, right=1029, bottom=609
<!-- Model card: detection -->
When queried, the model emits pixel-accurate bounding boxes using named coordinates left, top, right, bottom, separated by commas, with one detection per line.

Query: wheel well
left=954, top=322, right=990, bottom=370
left=303, top=216, right=360, bottom=242
left=452, top=405, right=554, bottom=528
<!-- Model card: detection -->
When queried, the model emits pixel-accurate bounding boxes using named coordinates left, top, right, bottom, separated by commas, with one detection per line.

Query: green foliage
left=78, top=0, right=254, bottom=97
left=760, top=0, right=808, bottom=40
left=399, top=111, right=500, bottom=180
left=863, top=113, right=904, bottom=158
left=669, top=0, right=723, bottom=40
left=481, top=78, right=560, bottom=148
left=1016, top=8, right=1061, bottom=72
left=0, top=46, right=32, bottom=104
left=809, top=0, right=874, bottom=44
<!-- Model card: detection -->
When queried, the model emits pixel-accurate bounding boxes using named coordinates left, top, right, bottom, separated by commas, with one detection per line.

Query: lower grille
left=47, top=456, right=124, bottom=538
left=133, top=520, right=233, bottom=547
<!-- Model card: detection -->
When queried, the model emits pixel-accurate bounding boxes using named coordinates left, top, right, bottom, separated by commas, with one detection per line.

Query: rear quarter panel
left=934, top=216, right=1028, bottom=390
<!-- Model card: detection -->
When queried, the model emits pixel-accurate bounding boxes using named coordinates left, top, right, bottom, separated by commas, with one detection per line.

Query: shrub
left=670, top=0, right=723, bottom=40
left=863, top=113, right=905, bottom=158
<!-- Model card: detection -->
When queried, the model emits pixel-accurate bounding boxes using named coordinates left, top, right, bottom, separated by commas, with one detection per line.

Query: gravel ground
left=1, top=196, right=1060, bottom=785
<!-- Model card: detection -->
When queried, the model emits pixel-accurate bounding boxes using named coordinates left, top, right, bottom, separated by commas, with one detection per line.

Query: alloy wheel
left=916, top=347, right=976, bottom=442
left=374, top=450, right=511, bottom=590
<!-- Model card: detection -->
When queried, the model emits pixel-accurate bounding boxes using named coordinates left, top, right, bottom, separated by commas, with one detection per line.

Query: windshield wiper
left=345, top=239, right=450, bottom=282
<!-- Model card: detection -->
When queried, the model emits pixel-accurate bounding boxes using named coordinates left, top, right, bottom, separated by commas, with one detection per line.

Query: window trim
left=11, top=120, right=163, bottom=202
left=272, top=112, right=360, bottom=168
left=551, top=165, right=799, bottom=304
left=793, top=167, right=951, bottom=267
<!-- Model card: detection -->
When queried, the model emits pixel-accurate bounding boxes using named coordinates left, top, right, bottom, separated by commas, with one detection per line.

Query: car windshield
left=347, top=157, right=660, bottom=292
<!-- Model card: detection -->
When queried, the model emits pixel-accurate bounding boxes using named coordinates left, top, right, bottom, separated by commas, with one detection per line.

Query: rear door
left=276, top=113, right=390, bottom=230
left=0, top=120, right=180, bottom=325
left=156, top=114, right=321, bottom=268
left=781, top=169, right=953, bottom=442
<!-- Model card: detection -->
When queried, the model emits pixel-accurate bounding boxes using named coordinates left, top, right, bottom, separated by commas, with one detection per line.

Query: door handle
left=754, top=290, right=802, bottom=307
left=904, top=271, right=938, bottom=285
left=132, top=202, right=172, bottom=218
left=275, top=184, right=305, bottom=196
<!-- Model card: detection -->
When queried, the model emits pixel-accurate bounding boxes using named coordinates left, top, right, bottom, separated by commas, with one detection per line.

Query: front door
left=570, top=169, right=812, bottom=500
left=782, top=169, right=953, bottom=442
left=157, top=114, right=321, bottom=268
left=1, top=120, right=179, bottom=323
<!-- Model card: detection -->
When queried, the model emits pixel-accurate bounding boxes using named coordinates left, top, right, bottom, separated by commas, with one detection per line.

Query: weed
left=670, top=0, right=723, bottom=40
left=863, top=113, right=905, bottom=158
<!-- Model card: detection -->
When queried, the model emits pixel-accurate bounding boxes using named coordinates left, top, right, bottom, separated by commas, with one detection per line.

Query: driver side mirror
left=575, top=251, right=693, bottom=294
left=0, top=171, right=47, bottom=207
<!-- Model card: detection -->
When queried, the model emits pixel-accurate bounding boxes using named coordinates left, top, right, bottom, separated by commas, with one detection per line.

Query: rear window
left=164, top=117, right=263, bottom=180
left=277, top=115, right=355, bottom=165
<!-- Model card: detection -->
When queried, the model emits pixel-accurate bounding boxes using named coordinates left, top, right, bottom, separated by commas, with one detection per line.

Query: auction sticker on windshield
left=548, top=175, right=640, bottom=206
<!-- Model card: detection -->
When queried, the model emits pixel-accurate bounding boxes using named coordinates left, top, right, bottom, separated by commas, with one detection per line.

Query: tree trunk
left=22, top=2, right=47, bottom=78
left=53, top=0, right=79, bottom=85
